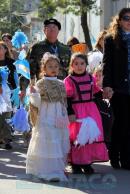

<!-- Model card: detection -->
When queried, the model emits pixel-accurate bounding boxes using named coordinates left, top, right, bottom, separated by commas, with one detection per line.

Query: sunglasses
left=122, top=15, right=130, bottom=22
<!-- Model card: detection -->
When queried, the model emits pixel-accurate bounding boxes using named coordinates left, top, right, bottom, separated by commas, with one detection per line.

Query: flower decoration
left=11, top=31, right=28, bottom=49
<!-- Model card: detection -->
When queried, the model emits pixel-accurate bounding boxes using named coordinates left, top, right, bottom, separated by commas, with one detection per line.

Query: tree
left=38, top=0, right=101, bottom=50
left=0, top=0, right=11, bottom=34
left=0, top=0, right=25, bottom=35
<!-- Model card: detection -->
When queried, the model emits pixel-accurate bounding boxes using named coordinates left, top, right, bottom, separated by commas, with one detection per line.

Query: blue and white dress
left=0, top=66, right=12, bottom=114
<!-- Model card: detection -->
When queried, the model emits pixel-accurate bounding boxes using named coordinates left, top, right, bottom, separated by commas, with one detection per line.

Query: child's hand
left=30, top=85, right=36, bottom=93
left=69, top=114, right=76, bottom=122
left=0, top=86, right=3, bottom=94
left=103, top=87, right=113, bottom=99
left=19, top=90, right=26, bottom=102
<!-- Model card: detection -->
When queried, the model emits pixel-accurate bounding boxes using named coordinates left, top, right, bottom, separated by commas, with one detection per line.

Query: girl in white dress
left=26, top=53, right=70, bottom=181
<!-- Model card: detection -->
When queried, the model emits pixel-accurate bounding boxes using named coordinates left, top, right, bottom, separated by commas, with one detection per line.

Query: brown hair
left=95, top=30, right=107, bottom=52
left=40, top=52, right=60, bottom=76
left=118, top=8, right=130, bottom=20
left=69, top=52, right=88, bottom=74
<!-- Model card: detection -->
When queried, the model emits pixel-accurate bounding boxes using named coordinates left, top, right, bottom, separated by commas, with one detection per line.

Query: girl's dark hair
left=119, top=8, right=130, bottom=20
left=69, top=52, right=88, bottom=74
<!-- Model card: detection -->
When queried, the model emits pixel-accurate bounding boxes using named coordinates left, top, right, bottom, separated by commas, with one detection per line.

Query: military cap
left=44, top=18, right=61, bottom=30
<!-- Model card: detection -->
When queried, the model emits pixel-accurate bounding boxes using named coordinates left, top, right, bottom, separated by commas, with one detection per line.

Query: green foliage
left=38, top=0, right=101, bottom=17
left=38, top=0, right=57, bottom=19
left=0, top=0, right=10, bottom=33
left=63, top=0, right=97, bottom=14
left=0, top=0, right=25, bottom=35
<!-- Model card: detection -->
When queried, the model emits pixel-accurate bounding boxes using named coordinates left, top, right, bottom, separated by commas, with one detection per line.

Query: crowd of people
left=1, top=7, right=130, bottom=182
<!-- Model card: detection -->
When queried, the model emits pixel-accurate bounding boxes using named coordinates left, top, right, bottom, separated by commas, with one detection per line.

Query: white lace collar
left=44, top=76, right=57, bottom=80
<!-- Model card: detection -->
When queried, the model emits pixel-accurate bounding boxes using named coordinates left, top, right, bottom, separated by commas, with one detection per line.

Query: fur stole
left=29, top=78, right=67, bottom=127
left=36, top=78, right=67, bottom=104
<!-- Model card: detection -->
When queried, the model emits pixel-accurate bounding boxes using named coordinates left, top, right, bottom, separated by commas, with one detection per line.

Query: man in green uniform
left=28, top=18, right=71, bottom=81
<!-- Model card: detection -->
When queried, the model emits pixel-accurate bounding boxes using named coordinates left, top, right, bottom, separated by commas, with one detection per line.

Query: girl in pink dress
left=64, top=53, right=109, bottom=174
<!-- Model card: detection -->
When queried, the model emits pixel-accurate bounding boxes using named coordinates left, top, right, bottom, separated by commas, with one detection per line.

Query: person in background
left=0, top=41, right=17, bottom=149
left=103, top=8, right=130, bottom=170
left=64, top=53, right=109, bottom=174
left=93, top=65, right=114, bottom=149
left=2, top=33, right=19, bottom=60
left=2, top=33, right=30, bottom=101
left=26, top=53, right=70, bottom=181
left=87, top=30, right=107, bottom=73
left=67, top=37, right=88, bottom=55
left=93, top=65, right=103, bottom=89
left=95, top=30, right=107, bottom=53
left=27, top=18, right=71, bottom=82
left=67, top=37, right=80, bottom=49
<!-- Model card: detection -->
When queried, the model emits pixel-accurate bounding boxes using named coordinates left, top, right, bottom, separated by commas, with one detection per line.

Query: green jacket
left=27, top=39, right=71, bottom=80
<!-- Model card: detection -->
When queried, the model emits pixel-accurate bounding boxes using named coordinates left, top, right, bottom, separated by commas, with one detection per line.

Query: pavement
left=0, top=134, right=130, bottom=194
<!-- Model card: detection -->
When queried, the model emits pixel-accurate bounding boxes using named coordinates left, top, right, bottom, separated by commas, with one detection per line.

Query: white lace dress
left=26, top=77, right=70, bottom=181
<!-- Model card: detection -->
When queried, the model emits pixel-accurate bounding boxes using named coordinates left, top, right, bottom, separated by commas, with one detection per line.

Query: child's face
left=71, top=57, right=86, bottom=74
left=44, top=59, right=59, bottom=77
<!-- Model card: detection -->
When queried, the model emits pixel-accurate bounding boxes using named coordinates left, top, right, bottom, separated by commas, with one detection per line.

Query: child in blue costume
left=0, top=42, right=16, bottom=149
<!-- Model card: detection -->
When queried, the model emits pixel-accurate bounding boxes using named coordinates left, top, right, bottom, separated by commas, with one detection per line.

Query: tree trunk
left=81, top=11, right=92, bottom=51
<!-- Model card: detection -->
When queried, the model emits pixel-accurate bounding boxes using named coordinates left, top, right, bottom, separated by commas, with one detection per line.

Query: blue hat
left=44, top=18, right=61, bottom=30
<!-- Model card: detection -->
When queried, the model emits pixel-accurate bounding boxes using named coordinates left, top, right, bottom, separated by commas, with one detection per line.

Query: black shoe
left=8, top=138, right=13, bottom=142
left=49, top=178, right=60, bottom=182
left=83, top=165, right=95, bottom=174
left=4, top=143, right=12, bottom=150
left=110, top=162, right=120, bottom=169
left=71, top=164, right=83, bottom=174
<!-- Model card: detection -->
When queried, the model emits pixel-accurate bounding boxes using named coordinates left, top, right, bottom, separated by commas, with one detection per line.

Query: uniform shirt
left=27, top=39, right=71, bottom=80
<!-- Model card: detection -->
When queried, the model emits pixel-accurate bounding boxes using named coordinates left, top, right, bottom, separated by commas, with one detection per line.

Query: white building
left=22, top=0, right=130, bottom=46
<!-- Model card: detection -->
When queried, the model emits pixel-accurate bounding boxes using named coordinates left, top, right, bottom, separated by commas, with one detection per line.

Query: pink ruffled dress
left=64, top=72, right=109, bottom=165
